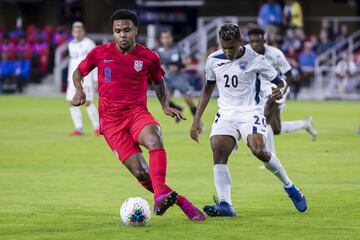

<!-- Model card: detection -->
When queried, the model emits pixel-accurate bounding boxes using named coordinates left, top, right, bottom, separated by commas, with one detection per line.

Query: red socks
left=138, top=177, right=154, bottom=193
left=149, top=148, right=168, bottom=196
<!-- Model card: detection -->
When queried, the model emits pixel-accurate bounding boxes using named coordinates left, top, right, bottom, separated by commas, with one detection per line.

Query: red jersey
left=78, top=42, right=165, bottom=131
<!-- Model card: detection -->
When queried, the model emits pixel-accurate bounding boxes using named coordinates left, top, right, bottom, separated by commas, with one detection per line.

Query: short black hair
left=160, top=29, right=173, bottom=36
left=248, top=28, right=265, bottom=36
left=218, top=23, right=241, bottom=41
left=110, top=9, right=139, bottom=27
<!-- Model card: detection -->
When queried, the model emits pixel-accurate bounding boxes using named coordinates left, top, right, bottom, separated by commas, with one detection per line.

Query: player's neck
left=256, top=46, right=265, bottom=55
left=117, top=42, right=136, bottom=54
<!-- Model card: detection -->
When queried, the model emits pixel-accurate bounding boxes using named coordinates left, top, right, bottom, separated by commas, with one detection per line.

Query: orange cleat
left=68, top=130, right=83, bottom=136
left=94, top=129, right=101, bottom=136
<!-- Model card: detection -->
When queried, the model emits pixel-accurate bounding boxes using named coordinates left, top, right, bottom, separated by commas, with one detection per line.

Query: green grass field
left=0, top=96, right=359, bottom=240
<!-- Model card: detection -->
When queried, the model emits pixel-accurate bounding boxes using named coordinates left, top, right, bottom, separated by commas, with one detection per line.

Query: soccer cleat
left=154, top=191, right=178, bottom=215
left=203, top=196, right=236, bottom=217
left=304, top=116, right=317, bottom=141
left=68, top=129, right=83, bottom=136
left=94, top=129, right=101, bottom=136
left=284, top=184, right=307, bottom=212
left=177, top=196, right=206, bottom=221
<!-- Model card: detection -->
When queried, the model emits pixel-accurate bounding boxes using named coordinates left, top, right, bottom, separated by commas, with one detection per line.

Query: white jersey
left=67, top=37, right=97, bottom=86
left=246, top=43, right=291, bottom=102
left=206, top=46, right=279, bottom=114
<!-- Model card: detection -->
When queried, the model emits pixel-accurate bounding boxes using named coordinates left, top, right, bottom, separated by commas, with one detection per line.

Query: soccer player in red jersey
left=71, top=9, right=205, bottom=221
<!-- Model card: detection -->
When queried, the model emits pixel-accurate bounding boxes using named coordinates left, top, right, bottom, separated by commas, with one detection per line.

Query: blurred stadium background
left=1, top=0, right=360, bottom=100
left=1, top=1, right=360, bottom=239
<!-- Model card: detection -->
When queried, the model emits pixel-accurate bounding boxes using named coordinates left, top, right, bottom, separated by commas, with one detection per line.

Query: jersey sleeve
left=148, top=51, right=165, bottom=82
left=276, top=50, right=292, bottom=75
left=258, top=56, right=280, bottom=83
left=78, top=47, right=97, bottom=76
left=205, top=56, right=216, bottom=84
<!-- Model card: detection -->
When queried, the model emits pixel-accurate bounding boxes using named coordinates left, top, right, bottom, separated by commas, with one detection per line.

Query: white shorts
left=210, top=110, right=268, bottom=151
left=66, top=82, right=94, bottom=101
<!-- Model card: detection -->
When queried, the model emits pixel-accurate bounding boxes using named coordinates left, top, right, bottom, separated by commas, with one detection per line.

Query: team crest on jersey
left=134, top=60, right=143, bottom=72
left=238, top=61, right=248, bottom=70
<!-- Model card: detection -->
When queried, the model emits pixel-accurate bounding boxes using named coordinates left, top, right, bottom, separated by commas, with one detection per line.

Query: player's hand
left=162, top=106, right=186, bottom=120
left=71, top=89, right=86, bottom=106
left=271, top=87, right=283, bottom=101
left=190, top=121, right=201, bottom=143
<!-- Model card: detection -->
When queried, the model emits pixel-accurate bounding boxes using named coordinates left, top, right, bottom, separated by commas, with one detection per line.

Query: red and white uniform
left=78, top=42, right=165, bottom=161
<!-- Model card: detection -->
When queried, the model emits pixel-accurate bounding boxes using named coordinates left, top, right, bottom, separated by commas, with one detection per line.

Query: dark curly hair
left=110, top=9, right=139, bottom=27
left=248, top=28, right=265, bottom=36
left=218, top=23, right=241, bottom=41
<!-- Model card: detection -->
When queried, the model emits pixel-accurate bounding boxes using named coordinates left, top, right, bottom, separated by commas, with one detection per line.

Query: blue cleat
left=284, top=184, right=307, bottom=212
left=203, top=196, right=236, bottom=217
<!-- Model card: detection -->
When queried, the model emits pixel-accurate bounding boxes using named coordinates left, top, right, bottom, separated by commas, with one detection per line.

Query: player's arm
left=152, top=77, right=186, bottom=120
left=190, top=81, right=215, bottom=143
left=71, top=68, right=86, bottom=106
left=259, top=56, right=287, bottom=101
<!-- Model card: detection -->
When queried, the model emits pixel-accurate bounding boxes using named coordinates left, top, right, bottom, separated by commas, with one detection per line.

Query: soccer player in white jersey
left=247, top=28, right=317, bottom=156
left=66, top=22, right=99, bottom=136
left=190, top=23, right=307, bottom=216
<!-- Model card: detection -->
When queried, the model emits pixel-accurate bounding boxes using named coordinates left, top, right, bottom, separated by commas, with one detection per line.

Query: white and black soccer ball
left=120, top=197, right=151, bottom=226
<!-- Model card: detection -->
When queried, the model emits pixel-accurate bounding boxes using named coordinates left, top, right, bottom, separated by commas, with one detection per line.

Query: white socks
left=214, top=164, right=232, bottom=205
left=70, top=106, right=83, bottom=131
left=264, top=153, right=293, bottom=188
left=266, top=125, right=276, bottom=156
left=281, top=120, right=306, bottom=134
left=86, top=103, right=99, bottom=130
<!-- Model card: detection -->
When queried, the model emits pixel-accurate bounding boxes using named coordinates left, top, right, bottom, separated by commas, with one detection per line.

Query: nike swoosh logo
left=218, top=62, right=226, bottom=66
left=103, top=59, right=114, bottom=63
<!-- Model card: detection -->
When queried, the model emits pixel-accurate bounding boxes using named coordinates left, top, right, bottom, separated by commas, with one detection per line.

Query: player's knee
left=212, top=147, right=230, bottom=164
left=251, top=146, right=269, bottom=161
left=144, top=134, right=163, bottom=149
left=133, top=167, right=149, bottom=181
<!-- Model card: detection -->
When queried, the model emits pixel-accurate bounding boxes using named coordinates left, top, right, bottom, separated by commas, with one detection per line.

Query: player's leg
left=137, top=124, right=204, bottom=219
left=123, top=153, right=154, bottom=192
left=83, top=85, right=100, bottom=136
left=84, top=100, right=100, bottom=136
left=246, top=130, right=307, bottom=212
left=264, top=99, right=280, bottom=155
left=203, top=135, right=236, bottom=217
left=281, top=116, right=317, bottom=141
left=66, top=83, right=83, bottom=135
left=124, top=151, right=204, bottom=220
left=136, top=124, right=178, bottom=215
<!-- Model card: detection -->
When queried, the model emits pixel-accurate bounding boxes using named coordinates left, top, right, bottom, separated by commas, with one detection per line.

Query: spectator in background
left=320, top=18, right=335, bottom=42
left=157, top=30, right=201, bottom=126
left=335, top=52, right=358, bottom=94
left=12, top=52, right=31, bottom=92
left=298, top=42, right=317, bottom=86
left=1, top=37, right=17, bottom=60
left=257, top=0, right=282, bottom=29
left=316, top=30, right=334, bottom=55
left=285, top=45, right=301, bottom=98
left=283, top=0, right=304, bottom=30
left=183, top=54, right=203, bottom=91
left=17, top=37, right=32, bottom=60
left=281, top=28, right=302, bottom=53
left=336, top=24, right=350, bottom=43
left=32, top=36, right=49, bottom=74
left=0, top=52, right=16, bottom=93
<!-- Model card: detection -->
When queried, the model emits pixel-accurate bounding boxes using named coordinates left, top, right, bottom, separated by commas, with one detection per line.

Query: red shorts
left=102, top=108, right=159, bottom=163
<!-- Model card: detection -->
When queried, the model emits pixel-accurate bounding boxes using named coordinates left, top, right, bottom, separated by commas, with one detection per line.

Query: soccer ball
left=120, top=197, right=151, bottom=226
